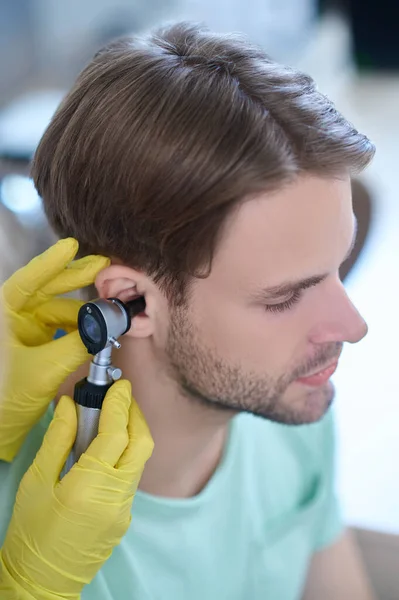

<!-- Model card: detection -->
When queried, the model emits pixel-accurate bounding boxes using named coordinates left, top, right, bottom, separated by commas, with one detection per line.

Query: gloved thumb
left=32, top=396, right=77, bottom=484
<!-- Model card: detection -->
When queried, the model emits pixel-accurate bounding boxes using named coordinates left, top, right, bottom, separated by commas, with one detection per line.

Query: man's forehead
left=210, top=175, right=354, bottom=290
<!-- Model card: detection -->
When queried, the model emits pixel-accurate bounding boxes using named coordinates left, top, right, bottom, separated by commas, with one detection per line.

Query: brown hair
left=32, top=22, right=375, bottom=304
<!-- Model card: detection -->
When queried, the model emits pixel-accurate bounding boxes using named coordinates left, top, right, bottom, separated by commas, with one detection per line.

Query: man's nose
left=309, top=282, right=368, bottom=345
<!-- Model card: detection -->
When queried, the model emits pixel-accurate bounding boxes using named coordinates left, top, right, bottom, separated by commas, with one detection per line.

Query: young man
left=2, top=22, right=377, bottom=599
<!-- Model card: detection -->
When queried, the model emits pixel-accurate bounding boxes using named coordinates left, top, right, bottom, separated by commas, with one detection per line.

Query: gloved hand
left=0, top=379, right=154, bottom=600
left=0, top=238, right=109, bottom=462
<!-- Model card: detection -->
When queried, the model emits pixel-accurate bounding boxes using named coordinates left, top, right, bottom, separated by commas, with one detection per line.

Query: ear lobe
left=95, top=264, right=154, bottom=339
left=127, top=309, right=154, bottom=338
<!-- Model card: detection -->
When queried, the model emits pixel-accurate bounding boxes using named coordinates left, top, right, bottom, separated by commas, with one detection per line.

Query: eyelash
left=264, top=290, right=303, bottom=314
left=264, top=277, right=325, bottom=314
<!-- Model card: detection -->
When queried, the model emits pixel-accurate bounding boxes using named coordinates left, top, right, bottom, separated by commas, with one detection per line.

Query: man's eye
left=264, top=290, right=303, bottom=314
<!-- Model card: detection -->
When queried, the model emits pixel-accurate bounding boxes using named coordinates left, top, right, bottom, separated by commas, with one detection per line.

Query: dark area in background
left=319, top=0, right=399, bottom=69
left=339, top=180, right=373, bottom=283
left=348, top=0, right=399, bottom=70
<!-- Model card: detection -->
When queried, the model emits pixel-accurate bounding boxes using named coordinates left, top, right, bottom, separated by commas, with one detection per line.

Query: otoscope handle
left=74, top=377, right=113, bottom=409
left=62, top=377, right=113, bottom=476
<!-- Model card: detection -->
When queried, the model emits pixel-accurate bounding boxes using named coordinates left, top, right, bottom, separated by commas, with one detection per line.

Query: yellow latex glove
left=0, top=379, right=154, bottom=600
left=0, top=238, right=109, bottom=462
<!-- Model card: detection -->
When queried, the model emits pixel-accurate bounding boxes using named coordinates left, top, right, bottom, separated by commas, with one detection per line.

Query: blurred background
left=1, top=0, right=398, bottom=596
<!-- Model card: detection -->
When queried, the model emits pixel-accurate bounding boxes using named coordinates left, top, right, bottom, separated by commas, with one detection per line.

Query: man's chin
left=300, top=381, right=335, bottom=423
left=268, top=380, right=336, bottom=425
left=237, top=381, right=335, bottom=426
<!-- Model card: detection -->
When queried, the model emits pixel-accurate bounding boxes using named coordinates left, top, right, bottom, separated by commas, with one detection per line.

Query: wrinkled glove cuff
left=0, top=551, right=81, bottom=600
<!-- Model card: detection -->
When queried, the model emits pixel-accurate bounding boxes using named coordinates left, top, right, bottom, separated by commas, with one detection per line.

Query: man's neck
left=115, top=338, right=232, bottom=498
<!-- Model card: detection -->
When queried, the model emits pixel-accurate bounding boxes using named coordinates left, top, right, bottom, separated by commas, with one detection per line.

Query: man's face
left=164, top=175, right=367, bottom=425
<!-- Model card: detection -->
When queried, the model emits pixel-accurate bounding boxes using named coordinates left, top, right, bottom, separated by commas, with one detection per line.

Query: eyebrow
left=250, top=217, right=358, bottom=302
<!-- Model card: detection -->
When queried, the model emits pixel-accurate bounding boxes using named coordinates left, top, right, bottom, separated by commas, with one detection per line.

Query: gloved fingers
left=4, top=311, right=54, bottom=347
left=43, top=330, right=90, bottom=384
left=83, top=380, right=131, bottom=467
left=6, top=299, right=82, bottom=347
left=116, top=395, right=154, bottom=472
left=37, top=254, right=110, bottom=297
left=32, top=395, right=77, bottom=484
left=1, top=238, right=79, bottom=313
left=34, top=297, right=83, bottom=328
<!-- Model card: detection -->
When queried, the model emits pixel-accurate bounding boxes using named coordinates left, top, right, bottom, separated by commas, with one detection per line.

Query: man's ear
left=95, top=264, right=155, bottom=338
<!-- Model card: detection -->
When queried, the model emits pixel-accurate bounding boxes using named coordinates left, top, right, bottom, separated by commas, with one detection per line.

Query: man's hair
left=32, top=22, right=375, bottom=305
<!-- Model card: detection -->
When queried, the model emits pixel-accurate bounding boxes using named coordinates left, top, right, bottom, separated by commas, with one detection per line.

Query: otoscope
left=62, top=296, right=145, bottom=476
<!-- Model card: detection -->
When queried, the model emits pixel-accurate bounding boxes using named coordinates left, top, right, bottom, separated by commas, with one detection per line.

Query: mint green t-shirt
left=0, top=408, right=343, bottom=600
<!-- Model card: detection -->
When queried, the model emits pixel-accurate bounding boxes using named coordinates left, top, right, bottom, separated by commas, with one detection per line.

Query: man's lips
left=295, top=361, right=339, bottom=387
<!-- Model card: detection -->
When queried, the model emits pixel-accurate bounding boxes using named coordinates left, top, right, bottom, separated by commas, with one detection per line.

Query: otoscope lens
left=82, top=313, right=102, bottom=343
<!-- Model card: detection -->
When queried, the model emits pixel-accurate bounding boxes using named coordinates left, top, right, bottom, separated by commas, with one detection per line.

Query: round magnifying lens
left=82, top=313, right=102, bottom=344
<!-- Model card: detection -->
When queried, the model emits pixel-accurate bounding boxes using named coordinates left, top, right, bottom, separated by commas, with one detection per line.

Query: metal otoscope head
left=77, top=297, right=146, bottom=355
left=62, top=296, right=146, bottom=477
